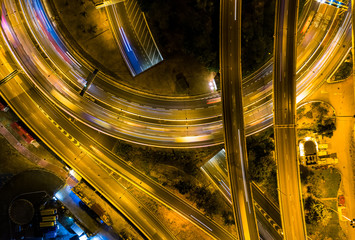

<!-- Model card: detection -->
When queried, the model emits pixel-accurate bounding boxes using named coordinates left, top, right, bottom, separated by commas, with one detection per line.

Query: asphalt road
left=0, top=40, right=236, bottom=240
left=220, top=0, right=259, bottom=239
left=273, top=0, right=307, bottom=238
left=0, top=65, right=177, bottom=239
left=201, top=150, right=283, bottom=240
left=0, top=0, right=350, bottom=147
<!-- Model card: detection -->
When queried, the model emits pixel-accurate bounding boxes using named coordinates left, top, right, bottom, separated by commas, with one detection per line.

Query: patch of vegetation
left=315, top=118, right=336, bottom=138
left=300, top=166, right=344, bottom=239
left=304, top=196, right=332, bottom=226
left=137, top=0, right=219, bottom=71
left=221, top=210, right=235, bottom=225
left=114, top=141, right=220, bottom=176
left=242, top=0, right=275, bottom=76
left=297, top=101, right=336, bottom=139
left=297, top=106, right=306, bottom=118
left=114, top=140, right=230, bottom=217
left=246, top=128, right=278, bottom=204
left=333, top=53, right=352, bottom=81
left=173, top=179, right=224, bottom=217
left=305, top=197, right=346, bottom=239
left=0, top=136, right=36, bottom=175
left=302, top=167, right=341, bottom=198
left=315, top=168, right=341, bottom=198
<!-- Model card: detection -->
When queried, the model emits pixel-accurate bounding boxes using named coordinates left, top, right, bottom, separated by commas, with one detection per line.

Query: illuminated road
left=0, top=33, right=236, bottom=240
left=0, top=63, right=176, bottom=240
left=201, top=149, right=283, bottom=240
left=106, top=0, right=163, bottom=75
left=0, top=2, right=238, bottom=238
left=220, top=0, right=259, bottom=239
left=273, top=0, right=307, bottom=238
left=0, top=69, right=235, bottom=240
left=0, top=0, right=350, bottom=148
left=0, top=0, right=351, bottom=239
left=106, top=2, right=143, bottom=75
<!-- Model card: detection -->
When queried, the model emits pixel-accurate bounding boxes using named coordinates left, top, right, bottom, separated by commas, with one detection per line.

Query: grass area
left=313, top=168, right=341, bottom=198
left=114, top=140, right=222, bottom=177
left=49, top=0, right=129, bottom=79
left=302, top=167, right=344, bottom=239
left=306, top=200, right=346, bottom=240
left=297, top=101, right=335, bottom=133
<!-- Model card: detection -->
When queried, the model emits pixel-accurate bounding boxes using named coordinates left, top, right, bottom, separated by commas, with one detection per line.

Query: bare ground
left=50, top=0, right=215, bottom=96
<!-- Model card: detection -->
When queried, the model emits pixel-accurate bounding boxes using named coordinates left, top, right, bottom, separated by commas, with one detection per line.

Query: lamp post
left=332, top=115, right=355, bottom=118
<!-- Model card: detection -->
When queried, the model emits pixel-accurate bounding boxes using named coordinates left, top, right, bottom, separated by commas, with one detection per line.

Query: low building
left=299, top=138, right=318, bottom=165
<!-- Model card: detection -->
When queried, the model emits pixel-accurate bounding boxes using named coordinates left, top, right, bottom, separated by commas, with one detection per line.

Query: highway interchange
left=272, top=0, right=307, bottom=238
left=0, top=0, right=351, bottom=148
left=0, top=0, right=352, bottom=239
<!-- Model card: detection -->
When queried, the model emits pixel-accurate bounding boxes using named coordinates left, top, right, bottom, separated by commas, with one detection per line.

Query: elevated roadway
left=0, top=30, right=236, bottom=239
left=220, top=0, right=259, bottom=239
left=273, top=0, right=307, bottom=238
left=0, top=0, right=350, bottom=147
left=201, top=149, right=283, bottom=240
left=0, top=51, right=176, bottom=240
left=0, top=68, right=236, bottom=240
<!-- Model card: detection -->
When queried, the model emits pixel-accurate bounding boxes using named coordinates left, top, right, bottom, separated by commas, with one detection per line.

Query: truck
left=91, top=203, right=112, bottom=226
left=11, top=122, right=35, bottom=144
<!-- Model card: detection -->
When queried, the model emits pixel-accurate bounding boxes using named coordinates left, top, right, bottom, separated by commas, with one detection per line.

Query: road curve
left=0, top=0, right=350, bottom=147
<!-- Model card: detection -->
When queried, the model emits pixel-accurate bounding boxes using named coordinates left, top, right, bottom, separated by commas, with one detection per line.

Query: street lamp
left=331, top=115, right=355, bottom=118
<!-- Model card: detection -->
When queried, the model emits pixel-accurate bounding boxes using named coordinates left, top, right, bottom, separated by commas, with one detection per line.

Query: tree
left=249, top=155, right=274, bottom=183
left=222, top=211, right=235, bottom=225
left=174, top=180, right=193, bottom=194
left=300, top=165, right=314, bottom=185
left=189, top=186, right=219, bottom=216
left=314, top=118, right=336, bottom=138
left=305, top=197, right=331, bottom=226
left=247, top=129, right=275, bottom=183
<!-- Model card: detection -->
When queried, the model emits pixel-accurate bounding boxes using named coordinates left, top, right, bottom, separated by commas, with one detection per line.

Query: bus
left=40, top=221, right=56, bottom=228
left=40, top=209, right=57, bottom=216
left=41, top=215, right=58, bottom=222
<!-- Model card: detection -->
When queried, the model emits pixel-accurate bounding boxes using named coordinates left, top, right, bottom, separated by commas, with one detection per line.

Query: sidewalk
left=0, top=121, right=139, bottom=240
left=0, top=122, right=68, bottom=180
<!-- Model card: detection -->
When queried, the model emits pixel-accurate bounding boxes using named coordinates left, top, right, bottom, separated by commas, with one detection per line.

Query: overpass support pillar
left=80, top=69, right=99, bottom=97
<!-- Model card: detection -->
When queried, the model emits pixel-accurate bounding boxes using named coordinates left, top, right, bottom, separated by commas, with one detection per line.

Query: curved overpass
left=0, top=38, right=236, bottom=240
left=0, top=0, right=351, bottom=148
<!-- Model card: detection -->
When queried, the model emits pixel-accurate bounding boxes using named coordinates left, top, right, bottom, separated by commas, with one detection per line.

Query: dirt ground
left=50, top=0, right=215, bottom=96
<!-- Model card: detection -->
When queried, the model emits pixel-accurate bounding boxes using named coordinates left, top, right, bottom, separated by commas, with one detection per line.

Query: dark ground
left=0, top=169, right=64, bottom=239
